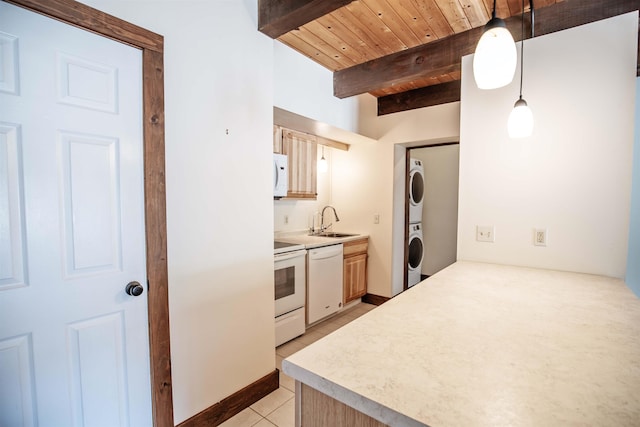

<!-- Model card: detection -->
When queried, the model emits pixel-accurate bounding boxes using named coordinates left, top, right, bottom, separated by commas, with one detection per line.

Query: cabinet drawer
left=343, top=238, right=368, bottom=257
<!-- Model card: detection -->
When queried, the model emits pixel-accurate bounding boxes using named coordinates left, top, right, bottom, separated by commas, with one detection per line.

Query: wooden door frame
left=4, top=1, right=174, bottom=426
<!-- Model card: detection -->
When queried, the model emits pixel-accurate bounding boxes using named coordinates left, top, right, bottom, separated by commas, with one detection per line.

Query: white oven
left=274, top=243, right=306, bottom=346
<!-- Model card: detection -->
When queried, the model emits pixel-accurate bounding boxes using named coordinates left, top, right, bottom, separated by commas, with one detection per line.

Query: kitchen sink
left=312, top=232, right=358, bottom=238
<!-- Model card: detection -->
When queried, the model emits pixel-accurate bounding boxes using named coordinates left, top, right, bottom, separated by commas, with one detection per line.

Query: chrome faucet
left=320, top=205, right=340, bottom=232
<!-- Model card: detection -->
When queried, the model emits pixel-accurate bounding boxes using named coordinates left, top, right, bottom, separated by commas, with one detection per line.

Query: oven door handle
left=274, top=250, right=306, bottom=262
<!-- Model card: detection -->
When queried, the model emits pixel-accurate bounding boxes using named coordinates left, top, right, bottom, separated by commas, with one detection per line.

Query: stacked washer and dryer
left=408, top=158, right=425, bottom=287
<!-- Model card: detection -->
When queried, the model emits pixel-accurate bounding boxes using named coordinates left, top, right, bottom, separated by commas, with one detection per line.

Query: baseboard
left=177, top=369, right=279, bottom=427
left=362, top=293, right=391, bottom=306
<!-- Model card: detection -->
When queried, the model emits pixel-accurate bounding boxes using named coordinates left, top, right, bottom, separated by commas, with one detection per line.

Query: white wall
left=274, top=41, right=361, bottom=133
left=458, top=13, right=638, bottom=278
left=331, top=136, right=396, bottom=296
left=358, top=96, right=461, bottom=143
left=77, top=1, right=276, bottom=424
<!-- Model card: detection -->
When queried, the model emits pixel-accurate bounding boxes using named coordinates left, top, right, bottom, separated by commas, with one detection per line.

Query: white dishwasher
left=307, top=244, right=344, bottom=325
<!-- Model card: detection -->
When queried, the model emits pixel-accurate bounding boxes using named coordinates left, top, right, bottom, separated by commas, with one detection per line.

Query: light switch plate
left=476, top=225, right=495, bottom=242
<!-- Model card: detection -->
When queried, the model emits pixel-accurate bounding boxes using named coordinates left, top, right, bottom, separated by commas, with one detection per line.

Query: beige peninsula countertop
left=282, top=261, right=640, bottom=426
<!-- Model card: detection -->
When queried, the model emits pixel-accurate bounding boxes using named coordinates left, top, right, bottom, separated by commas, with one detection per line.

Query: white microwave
left=273, top=153, right=288, bottom=198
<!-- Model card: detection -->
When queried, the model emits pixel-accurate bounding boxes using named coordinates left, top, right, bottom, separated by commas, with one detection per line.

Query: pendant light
left=318, top=145, right=328, bottom=173
left=473, top=0, right=517, bottom=90
left=508, top=0, right=534, bottom=138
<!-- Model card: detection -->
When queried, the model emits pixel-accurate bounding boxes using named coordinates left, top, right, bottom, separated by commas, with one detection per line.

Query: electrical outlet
left=373, top=214, right=380, bottom=224
left=284, top=215, right=289, bottom=225
left=476, top=225, right=495, bottom=242
left=534, top=228, right=547, bottom=246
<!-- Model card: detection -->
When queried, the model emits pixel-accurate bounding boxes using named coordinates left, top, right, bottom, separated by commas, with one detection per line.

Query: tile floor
left=219, top=302, right=376, bottom=427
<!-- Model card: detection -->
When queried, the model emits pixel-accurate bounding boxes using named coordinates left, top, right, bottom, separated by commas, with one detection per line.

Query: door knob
left=125, top=281, right=144, bottom=297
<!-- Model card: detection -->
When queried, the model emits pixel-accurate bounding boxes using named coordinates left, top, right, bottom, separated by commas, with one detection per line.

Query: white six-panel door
left=0, top=2, right=152, bottom=426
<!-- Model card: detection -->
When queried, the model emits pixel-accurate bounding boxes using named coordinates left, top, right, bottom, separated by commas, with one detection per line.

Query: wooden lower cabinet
left=343, top=238, right=368, bottom=304
left=298, top=383, right=387, bottom=427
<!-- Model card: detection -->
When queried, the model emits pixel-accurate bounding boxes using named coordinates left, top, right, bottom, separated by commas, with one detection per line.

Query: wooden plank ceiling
left=259, top=0, right=640, bottom=115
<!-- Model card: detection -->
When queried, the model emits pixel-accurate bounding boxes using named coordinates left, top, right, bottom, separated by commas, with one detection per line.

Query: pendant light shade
left=473, top=1, right=517, bottom=90
left=318, top=146, right=328, bottom=173
left=508, top=97, right=533, bottom=138
left=508, top=0, right=535, bottom=138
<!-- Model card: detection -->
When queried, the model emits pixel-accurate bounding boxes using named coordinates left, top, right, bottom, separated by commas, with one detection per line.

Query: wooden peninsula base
left=296, top=382, right=386, bottom=427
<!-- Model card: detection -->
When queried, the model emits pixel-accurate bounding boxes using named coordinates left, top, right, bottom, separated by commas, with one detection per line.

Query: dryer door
left=409, top=169, right=424, bottom=206
left=408, top=233, right=424, bottom=270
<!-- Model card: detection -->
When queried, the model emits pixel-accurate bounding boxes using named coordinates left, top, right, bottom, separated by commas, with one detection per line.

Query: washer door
left=409, top=169, right=424, bottom=206
left=408, top=234, right=424, bottom=270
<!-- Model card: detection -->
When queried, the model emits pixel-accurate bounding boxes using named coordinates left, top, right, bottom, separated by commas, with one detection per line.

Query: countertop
left=282, top=261, right=640, bottom=426
left=275, top=232, right=368, bottom=249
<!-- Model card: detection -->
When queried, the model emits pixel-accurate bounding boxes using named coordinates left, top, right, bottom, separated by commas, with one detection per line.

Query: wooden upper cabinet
left=278, top=127, right=318, bottom=199
left=273, top=125, right=282, bottom=153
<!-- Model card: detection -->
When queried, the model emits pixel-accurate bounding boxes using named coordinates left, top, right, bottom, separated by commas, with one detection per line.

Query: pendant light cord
left=518, top=0, right=524, bottom=99
left=519, top=0, right=535, bottom=100
left=530, top=0, right=535, bottom=38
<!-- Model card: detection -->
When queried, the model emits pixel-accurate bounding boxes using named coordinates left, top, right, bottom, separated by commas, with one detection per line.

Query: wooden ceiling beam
left=378, top=81, right=461, bottom=116
left=258, top=0, right=356, bottom=39
left=334, top=0, right=640, bottom=99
